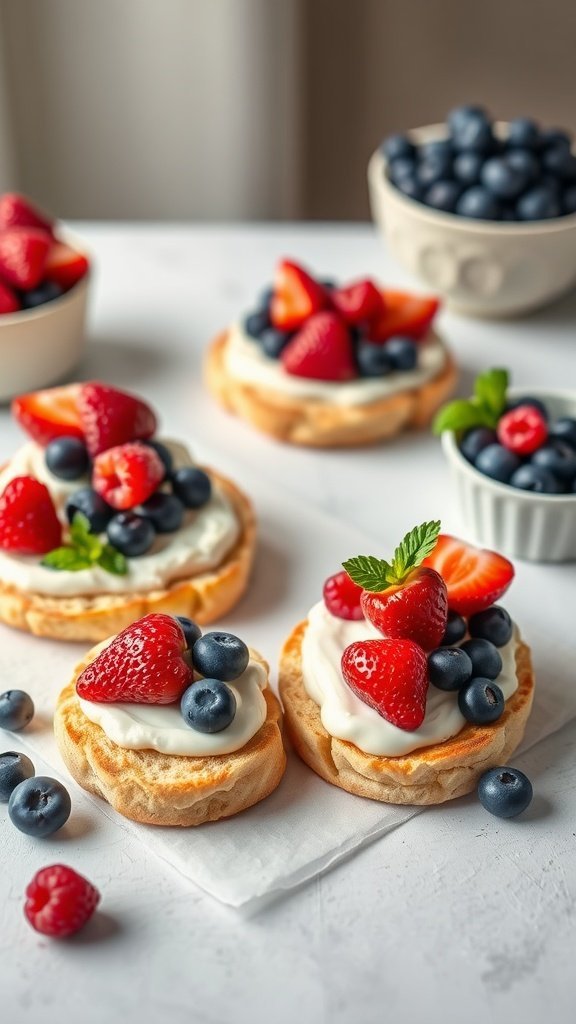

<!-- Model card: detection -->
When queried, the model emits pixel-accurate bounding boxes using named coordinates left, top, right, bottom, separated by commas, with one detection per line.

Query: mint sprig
left=42, top=512, right=128, bottom=576
left=433, top=368, right=509, bottom=434
left=343, top=520, right=441, bottom=592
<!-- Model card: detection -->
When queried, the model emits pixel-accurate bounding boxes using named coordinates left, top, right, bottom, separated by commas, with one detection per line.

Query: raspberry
left=497, top=404, right=548, bottom=456
left=323, top=570, right=364, bottom=620
left=24, top=865, right=100, bottom=938
left=92, top=441, right=164, bottom=510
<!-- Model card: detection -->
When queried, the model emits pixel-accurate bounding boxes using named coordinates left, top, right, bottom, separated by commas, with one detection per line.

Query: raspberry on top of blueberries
left=242, top=257, right=440, bottom=383
left=381, top=104, right=576, bottom=221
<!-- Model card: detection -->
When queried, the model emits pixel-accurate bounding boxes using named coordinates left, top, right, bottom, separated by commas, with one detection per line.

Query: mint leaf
left=41, top=548, right=93, bottom=571
left=98, top=545, right=128, bottom=576
left=474, top=368, right=508, bottom=420
left=343, top=554, right=393, bottom=591
left=433, top=399, right=493, bottom=435
left=70, top=512, right=102, bottom=560
left=42, top=512, right=128, bottom=576
left=389, top=521, right=441, bottom=582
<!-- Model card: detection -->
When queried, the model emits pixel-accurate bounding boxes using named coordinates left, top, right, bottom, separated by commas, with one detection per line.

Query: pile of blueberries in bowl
left=381, top=105, right=576, bottom=221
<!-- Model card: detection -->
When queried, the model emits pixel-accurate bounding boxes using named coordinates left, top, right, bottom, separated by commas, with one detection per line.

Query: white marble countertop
left=1, top=224, right=576, bottom=1024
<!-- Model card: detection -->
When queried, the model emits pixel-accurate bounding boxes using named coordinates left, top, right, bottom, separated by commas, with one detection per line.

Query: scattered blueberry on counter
left=8, top=775, right=71, bottom=837
left=0, top=689, right=35, bottom=732
left=0, top=751, right=35, bottom=801
left=477, top=766, right=533, bottom=818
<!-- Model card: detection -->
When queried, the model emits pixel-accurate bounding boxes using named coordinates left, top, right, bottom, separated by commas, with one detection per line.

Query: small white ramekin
left=441, top=389, right=576, bottom=563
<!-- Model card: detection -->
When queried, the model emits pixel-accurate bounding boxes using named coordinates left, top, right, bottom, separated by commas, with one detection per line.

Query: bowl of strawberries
left=0, top=192, right=90, bottom=402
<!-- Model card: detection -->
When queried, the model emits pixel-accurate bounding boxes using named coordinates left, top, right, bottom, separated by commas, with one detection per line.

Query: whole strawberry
left=78, top=381, right=157, bottom=457
left=76, top=613, right=193, bottom=704
left=343, top=521, right=447, bottom=651
left=341, top=638, right=428, bottom=730
left=24, top=864, right=100, bottom=938
left=0, top=476, right=62, bottom=555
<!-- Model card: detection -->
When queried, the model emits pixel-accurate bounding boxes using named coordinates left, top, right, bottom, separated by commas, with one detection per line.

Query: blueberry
left=357, top=342, right=393, bottom=377
left=448, top=104, right=488, bottom=133
left=428, top=647, right=473, bottom=691
left=507, top=117, right=539, bottom=149
left=388, top=156, right=416, bottom=186
left=460, top=427, right=498, bottom=463
left=384, top=337, right=418, bottom=371
left=532, top=441, right=576, bottom=482
left=145, top=440, right=174, bottom=477
left=500, top=207, right=517, bottom=222
left=458, top=678, right=505, bottom=724
left=244, top=308, right=270, bottom=339
left=451, top=111, right=494, bottom=153
left=541, top=146, right=576, bottom=181
left=469, top=605, right=513, bottom=647
left=461, top=639, right=503, bottom=680
left=456, top=186, right=501, bottom=220
left=260, top=327, right=292, bottom=358
left=505, top=149, right=540, bottom=183
left=481, top=157, right=528, bottom=200
left=477, top=766, right=533, bottom=818
left=516, top=186, right=560, bottom=220
left=421, top=139, right=453, bottom=162
left=506, top=395, right=549, bottom=420
left=136, top=492, right=185, bottom=533
left=175, top=616, right=202, bottom=650
left=396, top=177, right=423, bottom=202
left=20, top=280, right=63, bottom=309
left=320, top=279, right=337, bottom=291
left=440, top=611, right=467, bottom=646
left=475, top=443, right=521, bottom=483
left=418, top=153, right=453, bottom=187
left=510, top=464, right=562, bottom=494
left=8, top=775, right=71, bottom=837
left=0, top=751, right=35, bottom=802
left=66, top=488, right=113, bottom=535
left=563, top=185, right=576, bottom=215
left=453, top=151, right=483, bottom=186
left=0, top=690, right=34, bottom=732
left=549, top=416, right=576, bottom=450
left=424, top=180, right=462, bottom=213
left=381, top=134, right=415, bottom=162
left=180, top=679, right=236, bottom=734
left=539, top=128, right=571, bottom=151
left=192, top=632, right=249, bottom=682
left=45, top=436, right=89, bottom=481
left=259, top=285, right=274, bottom=308
left=107, top=512, right=156, bottom=557
left=171, top=467, right=212, bottom=509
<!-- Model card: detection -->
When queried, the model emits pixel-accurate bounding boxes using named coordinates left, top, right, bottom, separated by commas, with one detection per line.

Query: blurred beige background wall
left=0, top=0, right=575, bottom=220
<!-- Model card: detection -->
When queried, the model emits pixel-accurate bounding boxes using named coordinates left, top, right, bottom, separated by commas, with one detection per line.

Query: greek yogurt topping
left=225, top=322, right=447, bottom=406
left=0, top=440, right=240, bottom=596
left=301, top=600, right=519, bottom=757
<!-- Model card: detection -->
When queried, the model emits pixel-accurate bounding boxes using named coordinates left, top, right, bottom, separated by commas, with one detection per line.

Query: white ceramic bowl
left=442, top=389, right=576, bottom=562
left=0, top=253, right=90, bottom=403
left=368, top=123, right=576, bottom=317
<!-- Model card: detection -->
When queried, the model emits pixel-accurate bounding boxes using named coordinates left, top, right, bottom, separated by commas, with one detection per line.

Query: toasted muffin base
left=0, top=470, right=256, bottom=643
left=279, top=621, right=535, bottom=805
left=55, top=646, right=286, bottom=826
left=205, top=329, right=458, bottom=447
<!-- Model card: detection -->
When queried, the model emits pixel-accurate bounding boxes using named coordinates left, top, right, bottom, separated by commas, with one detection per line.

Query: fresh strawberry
left=92, top=441, right=164, bottom=510
left=281, top=311, right=356, bottom=381
left=422, top=534, right=515, bottom=617
left=0, top=192, right=53, bottom=235
left=12, top=383, right=84, bottom=446
left=341, top=638, right=428, bottom=730
left=24, top=865, right=100, bottom=938
left=78, top=382, right=157, bottom=457
left=343, top=521, right=447, bottom=651
left=0, top=279, right=21, bottom=314
left=323, top=570, right=364, bottom=620
left=369, top=289, right=439, bottom=342
left=76, top=613, right=193, bottom=704
left=270, top=259, right=326, bottom=331
left=497, top=404, right=548, bottom=456
left=0, top=228, right=51, bottom=290
left=330, top=279, right=385, bottom=326
left=0, top=476, right=62, bottom=555
left=45, top=241, right=89, bottom=291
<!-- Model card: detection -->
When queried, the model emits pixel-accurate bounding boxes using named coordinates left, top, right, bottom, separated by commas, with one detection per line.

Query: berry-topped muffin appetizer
left=205, top=259, right=457, bottom=447
left=55, top=613, right=286, bottom=825
left=279, top=522, right=534, bottom=804
left=0, top=383, right=255, bottom=640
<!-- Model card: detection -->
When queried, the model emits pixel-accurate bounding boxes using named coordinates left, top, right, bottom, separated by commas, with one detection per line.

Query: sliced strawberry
left=330, top=279, right=385, bottom=326
left=369, top=289, right=440, bottom=342
left=76, top=613, right=193, bottom=704
left=0, top=228, right=51, bottom=290
left=92, top=442, right=164, bottom=510
left=0, top=192, right=53, bottom=235
left=12, top=384, right=84, bottom=446
left=281, top=311, right=356, bottom=381
left=45, top=241, right=89, bottom=291
left=0, top=476, right=62, bottom=555
left=0, top=280, right=21, bottom=314
left=341, top=638, right=428, bottom=730
left=361, top=567, right=448, bottom=651
left=270, top=259, right=326, bottom=331
left=422, top=534, right=515, bottom=617
left=323, top=570, right=364, bottom=620
left=78, top=382, right=157, bottom=457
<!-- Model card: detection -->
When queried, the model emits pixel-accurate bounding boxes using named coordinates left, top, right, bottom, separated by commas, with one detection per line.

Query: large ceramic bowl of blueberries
left=435, top=368, right=576, bottom=562
left=368, top=105, right=576, bottom=317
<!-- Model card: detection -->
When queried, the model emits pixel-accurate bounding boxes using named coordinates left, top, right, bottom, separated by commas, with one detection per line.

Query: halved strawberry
left=368, top=289, right=440, bottom=342
left=12, top=384, right=84, bottom=446
left=361, top=566, right=448, bottom=652
left=270, top=259, right=326, bottom=331
left=0, top=192, right=54, bottom=235
left=422, top=534, right=515, bottom=617
left=78, top=382, right=158, bottom=457
left=0, top=476, right=62, bottom=555
left=0, top=280, right=21, bottom=314
left=76, top=613, right=193, bottom=704
left=341, top=638, right=428, bottom=730
left=0, top=228, right=51, bottom=290
left=330, top=279, right=385, bottom=326
left=281, top=311, right=356, bottom=381
left=92, top=442, right=164, bottom=510
left=45, top=241, right=89, bottom=291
